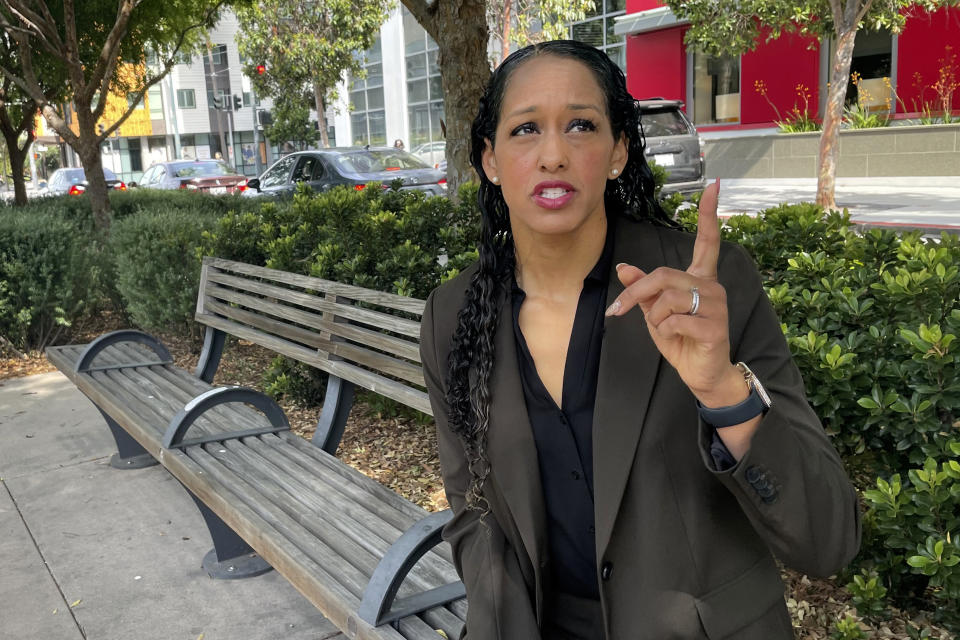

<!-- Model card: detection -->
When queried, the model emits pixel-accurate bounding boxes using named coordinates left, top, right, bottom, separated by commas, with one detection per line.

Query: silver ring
left=688, top=287, right=700, bottom=316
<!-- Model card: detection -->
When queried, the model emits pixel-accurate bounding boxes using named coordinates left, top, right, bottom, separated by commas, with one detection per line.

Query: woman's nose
left=538, top=132, right=568, bottom=172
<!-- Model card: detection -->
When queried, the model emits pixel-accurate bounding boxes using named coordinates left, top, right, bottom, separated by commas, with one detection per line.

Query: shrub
left=109, top=209, right=218, bottom=338
left=201, top=182, right=482, bottom=404
left=0, top=211, right=103, bottom=351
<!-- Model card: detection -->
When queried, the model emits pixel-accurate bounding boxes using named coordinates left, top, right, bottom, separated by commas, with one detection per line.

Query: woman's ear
left=481, top=138, right=497, bottom=182
left=611, top=132, right=628, bottom=174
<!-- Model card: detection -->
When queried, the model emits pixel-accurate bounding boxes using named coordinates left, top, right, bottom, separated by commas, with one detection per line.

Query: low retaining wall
left=703, top=123, right=960, bottom=179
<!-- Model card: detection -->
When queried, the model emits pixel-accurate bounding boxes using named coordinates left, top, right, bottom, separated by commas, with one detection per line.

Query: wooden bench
left=46, top=257, right=466, bottom=640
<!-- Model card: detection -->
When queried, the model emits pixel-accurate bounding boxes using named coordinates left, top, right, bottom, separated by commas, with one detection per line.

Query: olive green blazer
left=420, top=216, right=861, bottom=640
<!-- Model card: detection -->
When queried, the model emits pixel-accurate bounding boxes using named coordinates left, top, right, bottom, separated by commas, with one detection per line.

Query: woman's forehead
left=499, top=55, right=606, bottom=118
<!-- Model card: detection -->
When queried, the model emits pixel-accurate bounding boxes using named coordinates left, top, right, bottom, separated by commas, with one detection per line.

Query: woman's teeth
left=540, top=188, right=569, bottom=199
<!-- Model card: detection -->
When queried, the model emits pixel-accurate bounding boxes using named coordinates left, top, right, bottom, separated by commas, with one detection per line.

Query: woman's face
left=482, top=54, right=627, bottom=239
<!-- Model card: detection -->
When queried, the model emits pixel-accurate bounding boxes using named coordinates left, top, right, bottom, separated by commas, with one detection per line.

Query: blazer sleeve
left=420, top=290, right=542, bottom=639
left=697, top=243, right=862, bottom=578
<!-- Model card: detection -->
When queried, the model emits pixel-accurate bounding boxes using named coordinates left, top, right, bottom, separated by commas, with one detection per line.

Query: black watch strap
left=697, top=386, right=768, bottom=428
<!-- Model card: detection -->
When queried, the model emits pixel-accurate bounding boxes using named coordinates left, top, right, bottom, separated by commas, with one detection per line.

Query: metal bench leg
left=185, top=492, right=272, bottom=580
left=98, top=408, right=159, bottom=470
left=194, top=327, right=226, bottom=384
left=312, top=376, right=355, bottom=454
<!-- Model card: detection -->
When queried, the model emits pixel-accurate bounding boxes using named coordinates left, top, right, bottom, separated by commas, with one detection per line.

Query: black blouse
left=510, top=230, right=612, bottom=599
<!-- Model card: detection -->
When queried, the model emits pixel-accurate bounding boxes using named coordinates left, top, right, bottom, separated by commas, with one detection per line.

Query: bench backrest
left=196, top=257, right=431, bottom=415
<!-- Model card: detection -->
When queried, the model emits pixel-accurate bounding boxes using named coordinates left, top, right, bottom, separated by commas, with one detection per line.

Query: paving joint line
left=0, top=454, right=112, bottom=482
left=2, top=478, right=87, bottom=639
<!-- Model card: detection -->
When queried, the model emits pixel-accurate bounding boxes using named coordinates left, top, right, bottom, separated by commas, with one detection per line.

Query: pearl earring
left=491, top=176, right=500, bottom=184
left=611, top=168, right=620, bottom=176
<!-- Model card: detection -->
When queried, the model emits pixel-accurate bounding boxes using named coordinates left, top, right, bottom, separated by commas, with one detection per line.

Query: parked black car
left=637, top=99, right=706, bottom=195
left=245, top=147, right=447, bottom=198
left=42, top=167, right=126, bottom=196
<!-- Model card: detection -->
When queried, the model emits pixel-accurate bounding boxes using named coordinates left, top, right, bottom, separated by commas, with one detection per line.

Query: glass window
left=349, top=38, right=386, bottom=147
left=572, top=19, right=603, bottom=48
left=127, top=92, right=144, bottom=109
left=570, top=0, right=627, bottom=60
left=211, top=44, right=227, bottom=65
left=148, top=87, right=164, bottom=118
left=692, top=53, right=740, bottom=124
left=404, top=6, right=445, bottom=153
left=177, top=89, right=196, bottom=108
left=176, top=50, right=193, bottom=65
left=243, top=92, right=252, bottom=107
left=333, top=149, right=428, bottom=174
left=261, top=154, right=297, bottom=187
left=833, top=28, right=893, bottom=110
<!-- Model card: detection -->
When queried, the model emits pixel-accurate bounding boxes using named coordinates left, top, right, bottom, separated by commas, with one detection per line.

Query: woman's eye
left=569, top=119, right=597, bottom=133
left=511, top=123, right=538, bottom=136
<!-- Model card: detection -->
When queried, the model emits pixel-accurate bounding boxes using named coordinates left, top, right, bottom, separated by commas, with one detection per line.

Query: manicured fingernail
left=604, top=300, right=622, bottom=317
left=615, top=262, right=627, bottom=271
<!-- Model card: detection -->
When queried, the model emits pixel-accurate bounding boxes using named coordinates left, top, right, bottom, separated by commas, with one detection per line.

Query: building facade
left=614, top=1, right=960, bottom=132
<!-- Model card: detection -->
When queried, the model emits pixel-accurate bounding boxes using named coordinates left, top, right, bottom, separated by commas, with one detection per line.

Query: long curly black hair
left=446, top=40, right=677, bottom=511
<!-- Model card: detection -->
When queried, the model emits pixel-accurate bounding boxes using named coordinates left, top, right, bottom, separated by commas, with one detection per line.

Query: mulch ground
left=1, top=315, right=953, bottom=639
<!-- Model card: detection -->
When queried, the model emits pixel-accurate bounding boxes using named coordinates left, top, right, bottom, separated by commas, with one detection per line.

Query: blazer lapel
left=486, top=287, right=548, bottom=574
left=593, top=220, right=665, bottom=559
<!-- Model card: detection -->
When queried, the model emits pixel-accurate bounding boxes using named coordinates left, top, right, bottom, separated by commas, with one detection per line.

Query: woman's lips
left=532, top=181, right=576, bottom=209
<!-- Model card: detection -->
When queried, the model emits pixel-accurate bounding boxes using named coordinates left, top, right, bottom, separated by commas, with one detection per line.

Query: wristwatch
left=697, top=362, right=772, bottom=428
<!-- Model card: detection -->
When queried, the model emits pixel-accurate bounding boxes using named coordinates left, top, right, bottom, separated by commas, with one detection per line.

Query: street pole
left=28, top=144, right=39, bottom=190
left=165, top=73, right=181, bottom=159
left=251, top=85, right=262, bottom=176
left=226, top=105, right=235, bottom=166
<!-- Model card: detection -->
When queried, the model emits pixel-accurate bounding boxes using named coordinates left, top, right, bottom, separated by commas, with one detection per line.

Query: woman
left=419, top=40, right=860, bottom=640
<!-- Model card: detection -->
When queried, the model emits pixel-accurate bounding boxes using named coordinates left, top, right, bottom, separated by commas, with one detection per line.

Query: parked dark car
left=637, top=99, right=706, bottom=195
left=43, top=167, right=126, bottom=196
left=245, top=147, right=447, bottom=199
left=134, top=159, right=247, bottom=194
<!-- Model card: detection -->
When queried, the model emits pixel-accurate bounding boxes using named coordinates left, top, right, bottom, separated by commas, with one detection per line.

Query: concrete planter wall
left=703, top=123, right=960, bottom=179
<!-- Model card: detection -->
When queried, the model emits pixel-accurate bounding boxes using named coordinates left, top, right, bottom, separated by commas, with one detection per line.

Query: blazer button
left=745, top=465, right=762, bottom=484
left=600, top=562, right=613, bottom=581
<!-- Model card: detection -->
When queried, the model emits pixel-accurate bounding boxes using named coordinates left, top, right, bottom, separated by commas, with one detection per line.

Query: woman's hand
left=605, top=179, right=747, bottom=408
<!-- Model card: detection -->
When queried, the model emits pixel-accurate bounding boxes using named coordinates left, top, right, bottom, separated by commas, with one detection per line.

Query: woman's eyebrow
left=505, top=103, right=602, bottom=119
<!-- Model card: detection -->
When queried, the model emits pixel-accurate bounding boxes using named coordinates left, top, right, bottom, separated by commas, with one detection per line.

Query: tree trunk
left=817, top=26, right=857, bottom=210
left=0, top=126, right=31, bottom=206
left=501, top=2, right=512, bottom=64
left=402, top=0, right=491, bottom=197
left=314, top=83, right=330, bottom=148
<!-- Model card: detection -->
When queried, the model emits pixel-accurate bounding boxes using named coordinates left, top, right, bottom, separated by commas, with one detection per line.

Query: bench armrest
left=163, top=386, right=290, bottom=450
left=75, top=330, right=173, bottom=374
left=358, top=509, right=465, bottom=627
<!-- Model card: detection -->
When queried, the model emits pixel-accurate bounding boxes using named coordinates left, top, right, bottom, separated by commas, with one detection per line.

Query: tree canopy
left=0, top=0, right=236, bottom=227
left=488, top=0, right=596, bottom=64
left=235, top=0, right=392, bottom=149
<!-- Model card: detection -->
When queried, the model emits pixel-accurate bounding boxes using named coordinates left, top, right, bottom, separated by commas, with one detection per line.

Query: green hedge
left=0, top=211, right=103, bottom=350
left=677, top=205, right=960, bottom=626
left=109, top=209, right=218, bottom=338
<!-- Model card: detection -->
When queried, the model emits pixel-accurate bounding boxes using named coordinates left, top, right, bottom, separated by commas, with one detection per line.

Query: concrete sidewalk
left=716, top=177, right=960, bottom=233
left=0, top=372, right=341, bottom=640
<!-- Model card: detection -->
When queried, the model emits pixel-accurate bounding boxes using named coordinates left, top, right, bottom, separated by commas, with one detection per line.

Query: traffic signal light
left=256, top=64, right=266, bottom=75
left=233, top=94, right=242, bottom=110
left=98, top=123, right=105, bottom=135
left=211, top=95, right=223, bottom=109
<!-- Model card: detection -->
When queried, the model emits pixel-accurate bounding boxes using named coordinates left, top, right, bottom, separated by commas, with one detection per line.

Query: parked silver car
left=637, top=99, right=706, bottom=195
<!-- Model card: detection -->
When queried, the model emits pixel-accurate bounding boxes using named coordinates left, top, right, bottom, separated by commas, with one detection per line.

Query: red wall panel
left=896, top=7, right=960, bottom=115
left=740, top=29, right=821, bottom=125
left=626, top=0, right=664, bottom=13
left=625, top=26, right=687, bottom=105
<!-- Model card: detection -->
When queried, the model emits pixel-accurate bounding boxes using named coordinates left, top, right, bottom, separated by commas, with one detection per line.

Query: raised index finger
left=688, top=178, right=721, bottom=279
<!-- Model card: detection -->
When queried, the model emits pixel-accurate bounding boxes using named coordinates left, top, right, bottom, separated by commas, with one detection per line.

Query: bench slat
left=196, top=313, right=432, bottom=415
left=213, top=441, right=450, bottom=606
left=192, top=445, right=374, bottom=599
left=204, top=297, right=426, bottom=387
left=205, top=283, right=422, bottom=363
left=206, top=258, right=426, bottom=316
left=243, top=438, right=458, bottom=587
left=205, top=271, right=422, bottom=338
